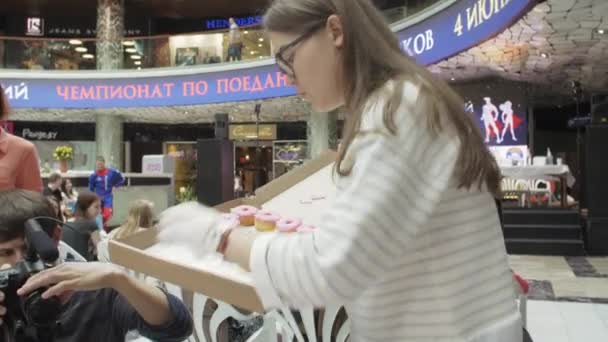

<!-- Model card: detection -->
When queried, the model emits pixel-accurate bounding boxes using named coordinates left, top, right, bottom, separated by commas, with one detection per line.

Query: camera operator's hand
left=17, top=262, right=173, bottom=327
left=16, top=262, right=125, bottom=300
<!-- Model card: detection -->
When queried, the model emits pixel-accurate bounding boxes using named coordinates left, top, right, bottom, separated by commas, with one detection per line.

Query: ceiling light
left=130, top=54, right=142, bottom=60
left=450, top=77, right=455, bottom=81
left=82, top=54, right=94, bottom=59
left=75, top=47, right=88, bottom=53
left=244, top=30, right=249, bottom=34
left=125, top=47, right=137, bottom=53
left=250, top=51, right=256, bottom=55
left=258, top=38, right=264, bottom=42
left=69, top=39, right=82, bottom=45
left=137, top=67, right=142, bottom=70
left=540, top=52, right=548, bottom=58
left=134, top=61, right=141, bottom=65
left=258, top=44, right=263, bottom=47
left=598, top=29, right=605, bottom=35
left=122, top=40, right=136, bottom=46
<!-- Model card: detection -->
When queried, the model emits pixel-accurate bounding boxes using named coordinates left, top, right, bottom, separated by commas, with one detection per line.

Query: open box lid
left=109, top=150, right=337, bottom=312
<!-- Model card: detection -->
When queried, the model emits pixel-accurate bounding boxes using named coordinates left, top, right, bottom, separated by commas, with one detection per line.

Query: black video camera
left=0, top=218, right=63, bottom=342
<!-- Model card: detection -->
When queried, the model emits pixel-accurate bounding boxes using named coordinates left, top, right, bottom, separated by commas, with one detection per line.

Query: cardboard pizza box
left=109, top=150, right=337, bottom=312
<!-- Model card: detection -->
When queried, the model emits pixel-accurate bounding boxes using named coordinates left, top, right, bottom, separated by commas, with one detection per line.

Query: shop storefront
left=230, top=123, right=278, bottom=195
left=9, top=121, right=97, bottom=172
left=229, top=122, right=310, bottom=194
left=124, top=121, right=310, bottom=198
left=1, top=15, right=151, bottom=70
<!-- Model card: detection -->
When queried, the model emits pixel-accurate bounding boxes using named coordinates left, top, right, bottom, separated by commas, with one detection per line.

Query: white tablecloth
left=501, top=165, right=575, bottom=187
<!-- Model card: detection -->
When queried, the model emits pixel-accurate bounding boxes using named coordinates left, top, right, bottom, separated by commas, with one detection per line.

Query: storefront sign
left=396, top=0, right=535, bottom=65
left=10, top=121, right=96, bottom=141
left=229, top=124, right=277, bottom=140
left=26, top=17, right=44, bottom=37
left=46, top=27, right=144, bottom=38
left=1, top=65, right=296, bottom=109
left=205, top=16, right=263, bottom=30
left=21, top=128, right=58, bottom=140
left=11, top=16, right=148, bottom=38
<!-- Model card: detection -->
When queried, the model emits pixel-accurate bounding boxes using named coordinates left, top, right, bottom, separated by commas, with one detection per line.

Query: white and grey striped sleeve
left=250, top=126, right=459, bottom=310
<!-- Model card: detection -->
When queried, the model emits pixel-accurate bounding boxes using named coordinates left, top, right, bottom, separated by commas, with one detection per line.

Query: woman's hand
left=157, top=202, right=226, bottom=255
left=16, top=262, right=125, bottom=300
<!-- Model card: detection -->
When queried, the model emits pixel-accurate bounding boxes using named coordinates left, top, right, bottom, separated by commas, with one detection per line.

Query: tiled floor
left=510, top=255, right=608, bottom=302
left=511, top=255, right=608, bottom=341
left=527, top=301, right=608, bottom=342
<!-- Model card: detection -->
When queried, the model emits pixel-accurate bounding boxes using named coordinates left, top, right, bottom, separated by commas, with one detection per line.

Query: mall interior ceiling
left=0, top=0, right=268, bottom=18
left=0, top=0, right=409, bottom=18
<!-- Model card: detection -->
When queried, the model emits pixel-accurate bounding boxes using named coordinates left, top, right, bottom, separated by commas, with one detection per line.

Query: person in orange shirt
left=0, top=86, right=43, bottom=192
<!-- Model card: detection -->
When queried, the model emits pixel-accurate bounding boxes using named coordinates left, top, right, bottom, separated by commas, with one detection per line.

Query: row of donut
left=225, top=205, right=317, bottom=233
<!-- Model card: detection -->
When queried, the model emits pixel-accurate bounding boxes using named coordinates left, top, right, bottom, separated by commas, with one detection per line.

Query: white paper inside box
left=109, top=151, right=337, bottom=313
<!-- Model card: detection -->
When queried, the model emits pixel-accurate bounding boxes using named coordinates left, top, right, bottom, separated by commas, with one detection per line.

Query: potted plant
left=53, top=145, right=73, bottom=173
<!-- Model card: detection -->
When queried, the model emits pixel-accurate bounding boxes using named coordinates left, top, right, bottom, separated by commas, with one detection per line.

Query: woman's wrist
left=220, top=228, right=258, bottom=271
left=216, top=228, right=234, bottom=255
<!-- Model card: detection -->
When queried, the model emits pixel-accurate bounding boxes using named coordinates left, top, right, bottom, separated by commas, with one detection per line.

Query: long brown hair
left=113, top=200, right=154, bottom=240
left=0, top=85, right=9, bottom=121
left=264, top=0, right=500, bottom=196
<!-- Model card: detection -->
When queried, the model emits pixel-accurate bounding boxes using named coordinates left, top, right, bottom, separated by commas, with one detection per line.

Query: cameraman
left=0, top=189, right=193, bottom=341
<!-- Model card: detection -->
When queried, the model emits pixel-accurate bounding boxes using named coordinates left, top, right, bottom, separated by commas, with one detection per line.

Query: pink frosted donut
left=297, top=225, right=317, bottom=233
left=254, top=210, right=281, bottom=232
left=276, top=218, right=302, bottom=233
left=230, top=205, right=258, bottom=226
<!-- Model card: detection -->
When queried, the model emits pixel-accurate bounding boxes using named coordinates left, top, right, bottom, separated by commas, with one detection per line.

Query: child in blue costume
left=88, top=156, right=124, bottom=230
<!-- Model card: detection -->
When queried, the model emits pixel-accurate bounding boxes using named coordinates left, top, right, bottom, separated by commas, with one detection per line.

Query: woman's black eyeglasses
left=275, top=22, right=326, bottom=80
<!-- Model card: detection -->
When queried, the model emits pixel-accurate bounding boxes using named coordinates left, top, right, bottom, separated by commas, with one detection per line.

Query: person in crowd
left=61, top=191, right=102, bottom=261
left=46, top=195, right=66, bottom=224
left=234, top=169, right=244, bottom=198
left=0, top=189, right=193, bottom=342
left=0, top=86, right=43, bottom=192
left=43, top=172, right=63, bottom=204
left=227, top=17, right=243, bottom=62
left=97, top=199, right=155, bottom=263
left=160, top=0, right=521, bottom=341
left=61, top=177, right=78, bottom=217
left=88, top=156, right=125, bottom=230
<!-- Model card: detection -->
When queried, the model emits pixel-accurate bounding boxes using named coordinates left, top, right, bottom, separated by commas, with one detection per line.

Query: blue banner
left=397, top=0, right=536, bottom=65
left=1, top=64, right=297, bottom=109
left=1, top=0, right=535, bottom=110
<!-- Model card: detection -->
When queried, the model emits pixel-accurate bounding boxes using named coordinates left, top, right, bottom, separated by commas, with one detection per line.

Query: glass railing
left=0, top=25, right=272, bottom=70
left=0, top=0, right=444, bottom=71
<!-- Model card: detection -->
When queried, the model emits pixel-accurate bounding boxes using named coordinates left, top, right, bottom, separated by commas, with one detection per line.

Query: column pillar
left=96, top=0, right=124, bottom=70
left=96, top=0, right=124, bottom=168
left=95, top=115, right=123, bottom=169
left=307, top=109, right=339, bottom=159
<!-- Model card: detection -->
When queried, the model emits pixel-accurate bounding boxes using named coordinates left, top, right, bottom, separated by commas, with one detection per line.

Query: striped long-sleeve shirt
left=250, top=81, right=521, bottom=342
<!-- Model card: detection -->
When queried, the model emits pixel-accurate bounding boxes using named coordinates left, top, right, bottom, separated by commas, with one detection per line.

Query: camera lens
left=23, top=290, right=62, bottom=327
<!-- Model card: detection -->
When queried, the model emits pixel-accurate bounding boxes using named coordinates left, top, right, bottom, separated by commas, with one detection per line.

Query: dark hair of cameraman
left=0, top=190, right=57, bottom=265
